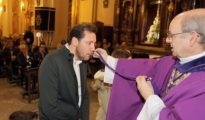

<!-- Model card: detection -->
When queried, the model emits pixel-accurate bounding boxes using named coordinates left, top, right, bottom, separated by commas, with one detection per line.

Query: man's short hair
left=67, top=23, right=97, bottom=44
left=180, top=13, right=205, bottom=44
left=111, top=49, right=131, bottom=58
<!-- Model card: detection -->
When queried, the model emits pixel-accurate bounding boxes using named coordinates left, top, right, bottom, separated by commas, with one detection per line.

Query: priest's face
left=166, top=15, right=192, bottom=58
left=76, top=31, right=96, bottom=60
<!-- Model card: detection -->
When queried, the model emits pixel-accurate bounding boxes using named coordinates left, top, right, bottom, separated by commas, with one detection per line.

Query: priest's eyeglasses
left=166, top=32, right=189, bottom=40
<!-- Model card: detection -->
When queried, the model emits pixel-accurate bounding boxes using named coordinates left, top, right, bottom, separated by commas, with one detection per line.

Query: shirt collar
left=175, top=54, right=205, bottom=73
left=179, top=51, right=205, bottom=64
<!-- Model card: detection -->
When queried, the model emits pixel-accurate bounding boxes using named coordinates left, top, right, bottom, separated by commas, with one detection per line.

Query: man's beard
left=76, top=48, right=83, bottom=60
left=76, top=48, right=91, bottom=61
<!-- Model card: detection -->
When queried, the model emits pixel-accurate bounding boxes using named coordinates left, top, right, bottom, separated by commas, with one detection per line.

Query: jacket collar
left=175, top=55, right=205, bottom=73
left=61, top=46, right=74, bottom=61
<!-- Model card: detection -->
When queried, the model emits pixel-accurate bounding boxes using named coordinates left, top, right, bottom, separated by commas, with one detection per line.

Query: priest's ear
left=189, top=31, right=202, bottom=46
left=196, top=32, right=205, bottom=44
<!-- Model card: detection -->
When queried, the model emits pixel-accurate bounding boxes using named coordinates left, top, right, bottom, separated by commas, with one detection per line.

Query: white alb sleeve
left=137, top=95, right=166, bottom=120
left=104, top=56, right=118, bottom=84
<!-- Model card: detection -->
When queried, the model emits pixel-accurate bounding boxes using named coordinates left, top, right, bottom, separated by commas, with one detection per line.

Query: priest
left=94, top=8, right=205, bottom=120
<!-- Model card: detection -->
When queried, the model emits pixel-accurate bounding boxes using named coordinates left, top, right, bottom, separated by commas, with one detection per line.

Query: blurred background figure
left=23, top=27, right=34, bottom=52
left=9, top=110, right=38, bottom=120
left=33, top=42, right=48, bottom=67
left=56, top=39, right=67, bottom=49
left=16, top=43, right=34, bottom=69
left=102, top=39, right=111, bottom=54
left=0, top=29, right=3, bottom=50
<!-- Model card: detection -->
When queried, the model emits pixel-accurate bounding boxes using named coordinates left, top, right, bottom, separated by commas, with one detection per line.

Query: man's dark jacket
left=39, top=46, right=89, bottom=120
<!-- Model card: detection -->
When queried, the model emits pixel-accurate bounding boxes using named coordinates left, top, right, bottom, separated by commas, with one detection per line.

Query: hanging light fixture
left=103, top=0, right=109, bottom=8
left=21, top=1, right=25, bottom=11
left=0, top=5, right=5, bottom=13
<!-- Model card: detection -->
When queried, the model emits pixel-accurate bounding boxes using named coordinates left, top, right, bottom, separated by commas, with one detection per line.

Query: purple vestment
left=106, top=56, right=205, bottom=120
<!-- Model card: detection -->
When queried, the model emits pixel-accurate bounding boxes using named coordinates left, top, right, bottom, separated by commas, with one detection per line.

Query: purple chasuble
left=106, top=56, right=205, bottom=120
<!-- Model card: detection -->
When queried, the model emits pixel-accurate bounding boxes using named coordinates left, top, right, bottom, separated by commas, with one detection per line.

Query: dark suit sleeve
left=80, top=63, right=89, bottom=120
left=81, top=88, right=89, bottom=120
left=39, top=56, right=69, bottom=120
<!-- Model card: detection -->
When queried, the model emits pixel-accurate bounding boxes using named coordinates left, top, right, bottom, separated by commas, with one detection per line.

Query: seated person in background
left=9, top=110, right=38, bottom=120
left=16, top=43, right=34, bottom=69
left=33, top=42, right=48, bottom=66
left=56, top=39, right=67, bottom=49
left=94, top=9, right=205, bottom=120
left=0, top=29, right=4, bottom=50
left=16, top=43, right=35, bottom=90
left=2, top=40, right=20, bottom=80
left=0, top=41, right=3, bottom=51
left=2, top=39, right=21, bottom=80
left=102, top=39, right=111, bottom=54
left=91, top=48, right=131, bottom=120
left=131, top=52, right=149, bottom=58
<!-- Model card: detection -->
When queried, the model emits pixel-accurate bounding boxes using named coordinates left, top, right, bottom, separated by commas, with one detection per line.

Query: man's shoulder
left=159, top=55, right=174, bottom=61
left=44, top=47, right=74, bottom=64
left=157, top=55, right=175, bottom=66
left=40, top=49, right=62, bottom=64
left=47, top=47, right=66, bottom=57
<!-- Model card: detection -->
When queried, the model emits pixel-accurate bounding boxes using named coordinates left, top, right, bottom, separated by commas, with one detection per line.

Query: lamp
left=21, top=1, right=25, bottom=11
left=103, top=0, right=109, bottom=8
left=0, top=5, right=6, bottom=13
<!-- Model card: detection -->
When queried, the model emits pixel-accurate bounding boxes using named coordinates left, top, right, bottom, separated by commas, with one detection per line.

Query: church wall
left=52, top=0, right=69, bottom=48
left=77, top=0, right=115, bottom=26
left=96, top=0, right=114, bottom=26
left=0, top=0, right=12, bottom=37
left=78, top=0, right=93, bottom=23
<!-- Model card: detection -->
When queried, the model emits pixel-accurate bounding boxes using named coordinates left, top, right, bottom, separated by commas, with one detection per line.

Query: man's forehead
left=83, top=30, right=95, bottom=35
left=169, top=16, right=183, bottom=31
left=169, top=22, right=180, bottom=32
left=81, top=32, right=96, bottom=42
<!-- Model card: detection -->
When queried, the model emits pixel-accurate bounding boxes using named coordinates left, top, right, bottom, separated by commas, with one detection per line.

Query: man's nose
left=90, top=43, right=95, bottom=51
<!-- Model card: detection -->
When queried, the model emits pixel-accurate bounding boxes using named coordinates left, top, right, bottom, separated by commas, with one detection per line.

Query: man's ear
left=71, top=37, right=79, bottom=47
left=189, top=31, right=199, bottom=47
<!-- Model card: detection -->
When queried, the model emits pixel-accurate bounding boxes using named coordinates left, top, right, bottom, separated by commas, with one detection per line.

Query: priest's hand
left=93, top=48, right=108, bottom=61
left=136, top=76, right=154, bottom=100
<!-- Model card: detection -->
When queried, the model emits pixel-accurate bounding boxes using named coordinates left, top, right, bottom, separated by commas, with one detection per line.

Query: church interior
left=0, top=0, right=204, bottom=119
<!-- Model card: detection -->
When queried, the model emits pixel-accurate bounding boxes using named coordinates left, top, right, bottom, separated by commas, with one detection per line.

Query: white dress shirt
left=65, top=44, right=82, bottom=107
